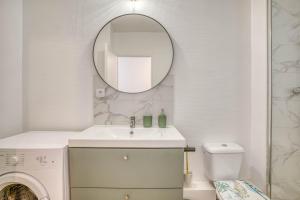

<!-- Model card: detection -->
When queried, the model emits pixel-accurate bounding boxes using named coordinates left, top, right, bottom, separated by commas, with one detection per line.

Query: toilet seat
left=214, top=180, right=270, bottom=200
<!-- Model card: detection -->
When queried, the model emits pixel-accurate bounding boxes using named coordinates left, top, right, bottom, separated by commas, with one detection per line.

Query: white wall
left=0, top=0, right=23, bottom=138
left=250, top=0, right=268, bottom=191
left=117, top=57, right=151, bottom=93
left=23, top=0, right=94, bottom=131
left=112, top=32, right=172, bottom=86
left=172, top=0, right=252, bottom=181
left=21, top=0, right=266, bottom=187
left=94, top=23, right=112, bottom=76
left=105, top=44, right=118, bottom=89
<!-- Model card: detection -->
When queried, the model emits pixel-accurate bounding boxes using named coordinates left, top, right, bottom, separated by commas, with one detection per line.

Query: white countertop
left=68, top=125, right=186, bottom=148
left=0, top=131, right=80, bottom=149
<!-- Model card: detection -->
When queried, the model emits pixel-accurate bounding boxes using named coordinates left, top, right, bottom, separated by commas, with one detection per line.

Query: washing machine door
left=0, top=172, right=49, bottom=200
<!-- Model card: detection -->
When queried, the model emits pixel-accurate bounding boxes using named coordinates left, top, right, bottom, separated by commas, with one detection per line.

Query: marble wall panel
left=271, top=0, right=300, bottom=199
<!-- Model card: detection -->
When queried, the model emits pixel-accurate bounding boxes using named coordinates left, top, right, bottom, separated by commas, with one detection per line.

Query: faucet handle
left=130, top=116, right=135, bottom=128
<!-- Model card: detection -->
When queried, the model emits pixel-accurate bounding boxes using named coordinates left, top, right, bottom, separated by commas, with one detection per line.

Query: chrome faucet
left=130, top=116, right=135, bottom=128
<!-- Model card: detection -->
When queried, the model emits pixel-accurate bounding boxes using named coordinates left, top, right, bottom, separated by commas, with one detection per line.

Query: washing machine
left=0, top=131, right=79, bottom=200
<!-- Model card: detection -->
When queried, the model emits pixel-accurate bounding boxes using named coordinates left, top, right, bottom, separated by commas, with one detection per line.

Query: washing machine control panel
left=0, top=149, right=64, bottom=171
left=5, top=154, right=25, bottom=166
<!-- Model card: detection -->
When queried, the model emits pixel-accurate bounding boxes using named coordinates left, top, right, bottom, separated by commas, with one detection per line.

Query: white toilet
left=202, top=143, right=270, bottom=200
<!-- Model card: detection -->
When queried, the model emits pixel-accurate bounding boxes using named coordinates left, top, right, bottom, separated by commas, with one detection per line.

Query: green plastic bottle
left=143, top=115, right=153, bottom=128
left=158, top=109, right=167, bottom=128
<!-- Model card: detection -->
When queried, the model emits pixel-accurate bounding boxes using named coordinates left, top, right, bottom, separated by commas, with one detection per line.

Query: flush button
left=124, top=194, right=130, bottom=200
left=221, top=144, right=228, bottom=147
left=123, top=155, right=129, bottom=161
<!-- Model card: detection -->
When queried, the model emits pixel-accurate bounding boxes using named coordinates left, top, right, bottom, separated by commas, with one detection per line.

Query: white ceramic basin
left=68, top=125, right=186, bottom=148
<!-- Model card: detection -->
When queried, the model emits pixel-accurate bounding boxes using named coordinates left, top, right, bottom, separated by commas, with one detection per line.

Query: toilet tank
left=202, top=143, right=244, bottom=181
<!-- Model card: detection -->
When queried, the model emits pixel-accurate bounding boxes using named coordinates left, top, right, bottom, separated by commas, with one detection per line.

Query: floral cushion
left=214, top=180, right=270, bottom=200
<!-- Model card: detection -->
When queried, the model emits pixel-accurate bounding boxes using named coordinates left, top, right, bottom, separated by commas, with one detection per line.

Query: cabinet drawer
left=71, top=188, right=183, bottom=200
left=69, top=148, right=184, bottom=188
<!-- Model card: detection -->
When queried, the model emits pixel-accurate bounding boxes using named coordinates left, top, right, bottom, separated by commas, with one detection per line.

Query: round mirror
left=93, top=14, right=174, bottom=93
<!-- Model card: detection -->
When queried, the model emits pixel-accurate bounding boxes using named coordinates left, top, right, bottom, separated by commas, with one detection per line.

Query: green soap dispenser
left=158, top=109, right=167, bottom=128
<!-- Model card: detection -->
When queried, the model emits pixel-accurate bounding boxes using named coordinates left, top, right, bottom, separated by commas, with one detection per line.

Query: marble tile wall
left=271, top=1, right=300, bottom=199
left=94, top=72, right=174, bottom=125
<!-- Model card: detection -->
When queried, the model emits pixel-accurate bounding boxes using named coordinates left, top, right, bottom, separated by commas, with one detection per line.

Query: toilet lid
left=214, top=180, right=270, bottom=200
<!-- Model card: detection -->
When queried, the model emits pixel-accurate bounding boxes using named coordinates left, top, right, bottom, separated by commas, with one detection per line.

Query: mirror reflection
left=93, top=14, right=173, bottom=93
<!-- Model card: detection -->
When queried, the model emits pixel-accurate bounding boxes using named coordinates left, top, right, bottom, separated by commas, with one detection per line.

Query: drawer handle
left=124, top=194, right=130, bottom=200
left=123, top=155, right=129, bottom=161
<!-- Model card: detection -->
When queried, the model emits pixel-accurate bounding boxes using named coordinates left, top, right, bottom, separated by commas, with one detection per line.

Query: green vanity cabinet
left=69, top=148, right=184, bottom=200
left=71, top=188, right=183, bottom=200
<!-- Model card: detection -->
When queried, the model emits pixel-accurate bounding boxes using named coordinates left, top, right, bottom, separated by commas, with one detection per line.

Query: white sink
left=68, top=125, right=186, bottom=148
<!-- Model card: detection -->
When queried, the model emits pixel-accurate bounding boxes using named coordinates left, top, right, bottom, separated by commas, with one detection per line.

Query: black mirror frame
left=92, top=13, right=174, bottom=94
